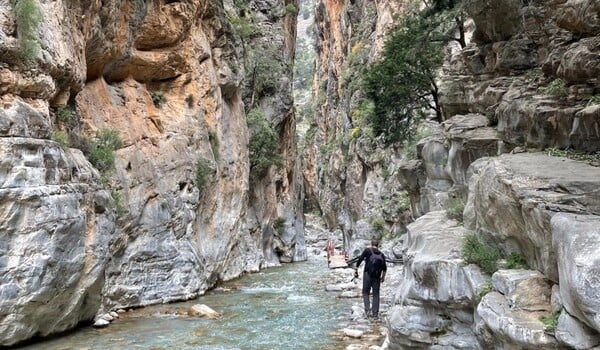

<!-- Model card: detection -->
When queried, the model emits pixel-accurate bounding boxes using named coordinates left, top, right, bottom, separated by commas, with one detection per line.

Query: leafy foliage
left=51, top=131, right=70, bottom=148
left=461, top=233, right=502, bottom=275
left=150, top=91, right=165, bottom=107
left=12, top=0, right=43, bottom=61
left=540, top=78, right=568, bottom=97
left=196, top=159, right=214, bottom=191
left=56, top=106, right=73, bottom=125
left=360, top=1, right=466, bottom=143
left=540, top=310, right=560, bottom=333
left=445, top=197, right=466, bottom=223
left=78, top=129, right=122, bottom=174
left=247, top=109, right=283, bottom=181
left=506, top=252, right=527, bottom=269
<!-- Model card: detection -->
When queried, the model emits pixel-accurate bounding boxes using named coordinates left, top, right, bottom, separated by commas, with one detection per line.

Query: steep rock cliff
left=309, top=0, right=600, bottom=349
left=0, top=0, right=301, bottom=345
left=306, top=0, right=408, bottom=254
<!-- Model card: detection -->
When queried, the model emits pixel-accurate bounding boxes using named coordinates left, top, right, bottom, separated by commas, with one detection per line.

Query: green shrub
left=273, top=217, right=286, bottom=234
left=444, top=197, right=465, bottom=223
left=12, top=0, right=43, bottom=61
left=247, top=108, right=283, bottom=181
left=476, top=283, right=493, bottom=303
left=81, top=128, right=122, bottom=174
left=111, top=189, right=127, bottom=217
left=371, top=217, right=387, bottom=237
left=540, top=78, right=568, bottom=97
left=546, top=147, right=600, bottom=163
left=51, top=131, right=70, bottom=148
left=506, top=252, right=527, bottom=269
left=209, top=130, right=220, bottom=161
left=285, top=3, right=298, bottom=15
left=56, top=106, right=72, bottom=125
left=230, top=16, right=258, bottom=39
left=196, top=159, right=213, bottom=190
left=150, top=91, right=165, bottom=107
left=461, top=233, right=502, bottom=275
left=540, top=311, right=560, bottom=333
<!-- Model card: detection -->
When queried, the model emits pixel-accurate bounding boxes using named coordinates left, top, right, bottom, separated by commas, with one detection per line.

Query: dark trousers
left=362, top=272, right=381, bottom=316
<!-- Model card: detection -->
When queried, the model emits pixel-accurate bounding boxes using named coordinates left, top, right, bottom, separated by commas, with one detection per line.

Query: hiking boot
left=365, top=310, right=372, bottom=318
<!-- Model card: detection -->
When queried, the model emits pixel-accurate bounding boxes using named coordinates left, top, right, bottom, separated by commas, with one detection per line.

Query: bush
left=81, top=129, right=122, bottom=174
left=444, top=197, right=465, bottom=223
left=150, top=91, right=165, bottom=107
left=247, top=109, right=283, bottom=181
left=111, top=189, right=127, bottom=217
left=285, top=3, right=298, bottom=16
left=51, top=131, right=70, bottom=148
left=56, top=106, right=72, bottom=125
left=196, top=159, right=213, bottom=190
left=540, top=311, right=560, bottom=333
left=461, top=233, right=502, bottom=275
left=209, top=130, right=220, bottom=161
left=371, top=217, right=387, bottom=237
left=540, top=78, right=568, bottom=97
left=273, top=217, right=286, bottom=234
left=476, top=283, right=493, bottom=303
left=506, top=252, right=527, bottom=269
left=12, top=0, right=42, bottom=61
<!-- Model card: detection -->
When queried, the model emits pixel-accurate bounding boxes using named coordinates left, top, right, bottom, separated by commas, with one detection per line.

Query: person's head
left=371, top=239, right=380, bottom=247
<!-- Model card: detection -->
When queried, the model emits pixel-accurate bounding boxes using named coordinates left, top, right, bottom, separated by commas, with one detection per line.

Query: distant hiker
left=354, top=239, right=386, bottom=319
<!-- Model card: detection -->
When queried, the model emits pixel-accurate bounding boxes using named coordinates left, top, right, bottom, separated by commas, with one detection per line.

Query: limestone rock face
left=0, top=138, right=115, bottom=345
left=305, top=0, right=407, bottom=247
left=0, top=0, right=300, bottom=345
left=387, top=211, right=485, bottom=349
left=552, top=213, right=600, bottom=333
left=464, top=153, right=600, bottom=281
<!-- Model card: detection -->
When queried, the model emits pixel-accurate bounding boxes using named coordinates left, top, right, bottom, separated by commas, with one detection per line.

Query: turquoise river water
left=16, top=260, right=355, bottom=350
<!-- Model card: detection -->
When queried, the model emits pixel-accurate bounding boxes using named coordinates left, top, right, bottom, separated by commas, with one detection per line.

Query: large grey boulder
left=552, top=213, right=600, bottom=333
left=464, top=153, right=600, bottom=281
left=0, top=139, right=116, bottom=346
left=556, top=310, right=600, bottom=349
left=386, top=211, right=486, bottom=349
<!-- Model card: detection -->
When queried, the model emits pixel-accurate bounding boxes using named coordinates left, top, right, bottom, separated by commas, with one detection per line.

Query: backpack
left=367, top=248, right=385, bottom=276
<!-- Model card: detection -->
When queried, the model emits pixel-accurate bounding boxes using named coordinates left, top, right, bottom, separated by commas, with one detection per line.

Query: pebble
left=92, top=319, right=110, bottom=328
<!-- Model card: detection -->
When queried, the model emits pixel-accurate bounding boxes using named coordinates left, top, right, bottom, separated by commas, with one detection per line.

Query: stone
left=343, top=328, right=364, bottom=338
left=188, top=304, right=220, bottom=319
left=491, top=269, right=552, bottom=312
left=92, top=319, right=110, bottom=328
left=476, top=292, right=559, bottom=348
left=465, top=153, right=600, bottom=282
left=552, top=213, right=600, bottom=332
left=556, top=310, right=600, bottom=350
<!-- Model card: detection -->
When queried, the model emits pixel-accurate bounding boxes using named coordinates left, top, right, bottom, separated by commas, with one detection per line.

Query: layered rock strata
left=0, top=0, right=301, bottom=345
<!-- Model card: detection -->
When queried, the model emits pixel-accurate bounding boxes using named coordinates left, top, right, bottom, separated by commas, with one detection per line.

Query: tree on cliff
left=361, top=1, right=465, bottom=143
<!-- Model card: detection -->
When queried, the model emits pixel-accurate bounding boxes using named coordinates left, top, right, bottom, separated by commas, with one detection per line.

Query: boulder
left=188, top=304, right=220, bottom=319
left=476, top=292, right=559, bottom=348
left=465, top=153, right=600, bottom=281
left=491, top=269, right=552, bottom=312
left=552, top=213, right=600, bottom=332
left=556, top=310, right=600, bottom=349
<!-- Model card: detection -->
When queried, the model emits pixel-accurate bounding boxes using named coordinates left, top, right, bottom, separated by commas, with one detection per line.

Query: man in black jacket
left=354, top=239, right=387, bottom=319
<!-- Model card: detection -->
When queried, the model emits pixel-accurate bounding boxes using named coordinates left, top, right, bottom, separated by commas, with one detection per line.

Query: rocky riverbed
left=304, top=214, right=404, bottom=350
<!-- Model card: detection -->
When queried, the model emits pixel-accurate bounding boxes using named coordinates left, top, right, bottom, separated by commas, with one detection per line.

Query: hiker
left=354, top=239, right=386, bottom=319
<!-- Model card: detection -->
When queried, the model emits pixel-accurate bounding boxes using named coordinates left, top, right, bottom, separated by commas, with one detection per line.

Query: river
left=16, top=259, right=358, bottom=350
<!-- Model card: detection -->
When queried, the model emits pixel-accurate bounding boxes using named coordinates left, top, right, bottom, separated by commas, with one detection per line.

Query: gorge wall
left=0, top=0, right=302, bottom=346
left=309, top=0, right=600, bottom=349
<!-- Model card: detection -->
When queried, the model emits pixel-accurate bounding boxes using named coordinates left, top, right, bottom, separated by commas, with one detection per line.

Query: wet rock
left=344, top=328, right=364, bottom=338
left=92, top=319, right=110, bottom=328
left=188, top=304, right=220, bottom=319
